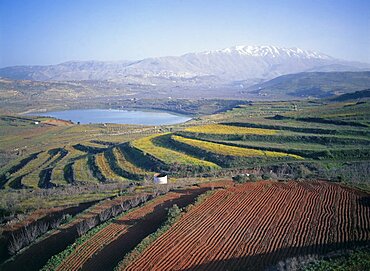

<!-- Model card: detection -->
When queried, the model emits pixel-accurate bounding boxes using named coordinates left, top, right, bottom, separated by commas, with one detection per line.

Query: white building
left=154, top=173, right=168, bottom=184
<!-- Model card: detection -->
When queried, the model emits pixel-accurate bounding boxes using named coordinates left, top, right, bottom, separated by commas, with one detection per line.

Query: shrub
left=262, top=173, right=272, bottom=180
left=232, top=174, right=249, bottom=183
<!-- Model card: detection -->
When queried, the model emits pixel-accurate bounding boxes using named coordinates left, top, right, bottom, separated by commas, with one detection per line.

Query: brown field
left=41, top=119, right=73, bottom=126
left=122, top=181, right=370, bottom=271
left=1, top=193, right=144, bottom=271
left=55, top=188, right=208, bottom=271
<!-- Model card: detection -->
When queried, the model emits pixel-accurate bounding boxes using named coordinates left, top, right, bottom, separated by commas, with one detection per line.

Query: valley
left=1, top=42, right=370, bottom=271
left=2, top=0, right=370, bottom=269
left=0, top=91, right=369, bottom=270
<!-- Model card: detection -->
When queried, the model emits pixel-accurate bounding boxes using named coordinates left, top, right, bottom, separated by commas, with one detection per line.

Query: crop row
left=6, top=149, right=62, bottom=188
left=103, top=147, right=146, bottom=181
left=73, top=143, right=107, bottom=154
left=55, top=192, right=185, bottom=271
left=190, top=137, right=370, bottom=161
left=123, top=181, right=370, bottom=271
left=178, top=129, right=370, bottom=146
left=172, top=135, right=303, bottom=159
left=21, top=149, right=68, bottom=188
left=95, top=152, right=127, bottom=182
left=223, top=121, right=370, bottom=137
left=0, top=152, right=41, bottom=188
left=155, top=134, right=301, bottom=168
left=184, top=124, right=277, bottom=135
left=1, top=141, right=156, bottom=189
left=131, top=134, right=220, bottom=170
left=51, top=146, right=86, bottom=186
left=73, top=156, right=98, bottom=183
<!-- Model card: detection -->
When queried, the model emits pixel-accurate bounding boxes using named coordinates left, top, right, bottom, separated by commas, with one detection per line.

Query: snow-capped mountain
left=199, top=45, right=332, bottom=59
left=0, top=45, right=368, bottom=84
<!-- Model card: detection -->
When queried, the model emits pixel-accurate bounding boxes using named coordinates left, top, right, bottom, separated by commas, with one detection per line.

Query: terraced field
left=113, top=147, right=146, bottom=176
left=50, top=146, right=85, bottom=186
left=172, top=135, right=303, bottom=159
left=184, top=124, right=277, bottom=135
left=1, top=98, right=369, bottom=270
left=1, top=99, right=369, bottom=190
left=121, top=181, right=370, bottom=271
left=73, top=156, right=98, bottom=184
left=95, top=153, right=126, bottom=182
left=1, top=193, right=148, bottom=271
left=41, top=188, right=208, bottom=271
left=131, top=134, right=220, bottom=169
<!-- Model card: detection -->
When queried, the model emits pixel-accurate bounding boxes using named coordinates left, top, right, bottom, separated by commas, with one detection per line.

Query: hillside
left=246, top=71, right=370, bottom=99
left=1, top=46, right=369, bottom=87
left=122, top=181, right=370, bottom=271
left=1, top=98, right=369, bottom=270
left=1, top=98, right=369, bottom=192
left=1, top=71, right=370, bottom=114
left=330, top=89, right=370, bottom=102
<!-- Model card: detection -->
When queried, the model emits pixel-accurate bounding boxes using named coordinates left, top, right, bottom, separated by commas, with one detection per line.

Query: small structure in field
left=154, top=173, right=168, bottom=184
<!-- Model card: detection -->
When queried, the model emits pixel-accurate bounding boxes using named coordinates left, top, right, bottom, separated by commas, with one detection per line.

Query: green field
left=0, top=96, right=369, bottom=216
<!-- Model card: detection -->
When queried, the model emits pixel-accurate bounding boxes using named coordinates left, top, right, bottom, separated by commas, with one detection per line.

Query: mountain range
left=1, top=45, right=369, bottom=86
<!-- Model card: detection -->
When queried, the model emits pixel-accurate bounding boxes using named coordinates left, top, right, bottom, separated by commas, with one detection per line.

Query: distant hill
left=246, top=72, right=370, bottom=98
left=1, top=71, right=370, bottom=109
left=330, top=89, right=370, bottom=102
left=0, top=45, right=369, bottom=87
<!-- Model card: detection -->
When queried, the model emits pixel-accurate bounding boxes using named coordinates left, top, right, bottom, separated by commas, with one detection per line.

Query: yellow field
left=184, top=124, right=277, bottom=135
left=9, top=151, right=51, bottom=181
left=132, top=134, right=220, bottom=169
left=51, top=146, right=85, bottom=186
left=21, top=151, right=65, bottom=188
left=73, top=156, right=98, bottom=183
left=172, top=135, right=303, bottom=159
left=95, top=153, right=127, bottom=182
left=113, top=147, right=147, bottom=175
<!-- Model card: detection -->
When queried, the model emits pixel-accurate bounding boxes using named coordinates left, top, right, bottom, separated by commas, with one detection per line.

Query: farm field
left=1, top=192, right=151, bottom=271
left=121, top=181, right=370, bottom=271
left=171, top=134, right=303, bottom=159
left=0, top=98, right=369, bottom=212
left=2, top=2, right=370, bottom=270
left=0, top=97, right=369, bottom=270
left=41, top=187, right=208, bottom=271
left=184, top=124, right=277, bottom=135
left=131, top=134, right=220, bottom=169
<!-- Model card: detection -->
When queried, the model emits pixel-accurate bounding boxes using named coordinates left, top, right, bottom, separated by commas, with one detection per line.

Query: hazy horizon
left=1, top=0, right=369, bottom=67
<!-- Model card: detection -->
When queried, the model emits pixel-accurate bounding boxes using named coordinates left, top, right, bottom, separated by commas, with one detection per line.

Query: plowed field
left=55, top=188, right=208, bottom=271
left=122, top=181, right=370, bottom=271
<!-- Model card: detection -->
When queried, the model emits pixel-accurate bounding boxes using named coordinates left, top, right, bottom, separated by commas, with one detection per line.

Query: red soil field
left=1, top=194, right=143, bottom=271
left=2, top=207, right=67, bottom=232
left=56, top=188, right=206, bottom=271
left=122, top=181, right=370, bottom=271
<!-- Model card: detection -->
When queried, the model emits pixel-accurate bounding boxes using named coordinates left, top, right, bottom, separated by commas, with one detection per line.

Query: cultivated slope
left=246, top=71, right=370, bottom=98
left=122, top=181, right=370, bottom=271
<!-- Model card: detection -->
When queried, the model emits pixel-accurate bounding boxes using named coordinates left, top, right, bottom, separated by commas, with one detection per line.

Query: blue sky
left=0, top=0, right=369, bottom=67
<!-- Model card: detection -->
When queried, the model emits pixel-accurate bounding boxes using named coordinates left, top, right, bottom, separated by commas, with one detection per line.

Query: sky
left=0, top=0, right=369, bottom=67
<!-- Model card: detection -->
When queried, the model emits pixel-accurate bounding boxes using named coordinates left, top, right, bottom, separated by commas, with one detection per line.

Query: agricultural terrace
left=73, top=156, right=98, bottom=183
left=45, top=188, right=208, bottom=271
left=95, top=153, right=126, bottom=182
left=122, top=181, right=370, bottom=271
left=172, top=135, right=303, bottom=159
left=184, top=124, right=277, bottom=135
left=1, top=193, right=146, bottom=271
left=131, top=134, right=220, bottom=169
left=113, top=147, right=147, bottom=175
left=51, top=146, right=85, bottom=186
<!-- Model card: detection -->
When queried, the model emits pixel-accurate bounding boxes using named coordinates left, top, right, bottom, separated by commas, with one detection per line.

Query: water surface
left=29, top=109, right=191, bottom=125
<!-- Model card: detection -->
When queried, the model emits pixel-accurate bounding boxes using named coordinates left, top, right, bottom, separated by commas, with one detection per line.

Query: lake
left=29, top=109, right=191, bottom=125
